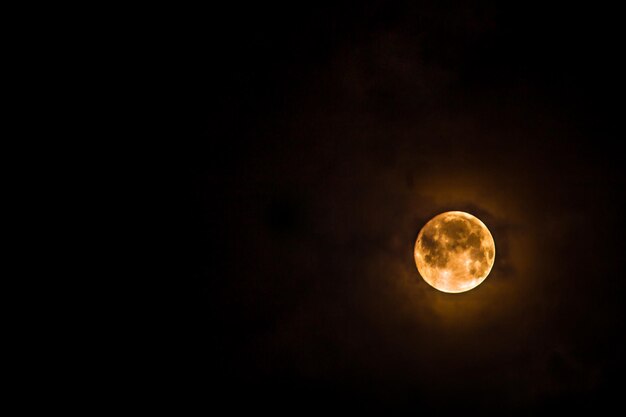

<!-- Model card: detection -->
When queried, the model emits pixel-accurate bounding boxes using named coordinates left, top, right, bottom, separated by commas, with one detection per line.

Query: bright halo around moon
left=414, top=211, right=495, bottom=293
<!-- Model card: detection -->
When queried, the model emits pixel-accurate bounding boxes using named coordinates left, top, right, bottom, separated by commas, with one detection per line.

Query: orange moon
left=414, top=211, right=496, bottom=293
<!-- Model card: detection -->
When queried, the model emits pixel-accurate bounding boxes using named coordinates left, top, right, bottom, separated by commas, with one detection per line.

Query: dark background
left=177, top=1, right=625, bottom=414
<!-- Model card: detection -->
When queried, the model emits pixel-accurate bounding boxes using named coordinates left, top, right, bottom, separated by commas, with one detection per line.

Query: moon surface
left=414, top=211, right=496, bottom=293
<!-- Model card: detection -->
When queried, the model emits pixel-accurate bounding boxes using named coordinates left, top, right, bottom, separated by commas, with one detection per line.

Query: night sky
left=179, top=2, right=625, bottom=414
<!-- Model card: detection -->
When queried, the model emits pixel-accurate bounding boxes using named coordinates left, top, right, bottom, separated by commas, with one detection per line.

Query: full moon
left=414, top=211, right=496, bottom=293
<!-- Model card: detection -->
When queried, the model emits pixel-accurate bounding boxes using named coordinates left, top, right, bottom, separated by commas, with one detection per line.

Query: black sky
left=178, top=1, right=626, bottom=414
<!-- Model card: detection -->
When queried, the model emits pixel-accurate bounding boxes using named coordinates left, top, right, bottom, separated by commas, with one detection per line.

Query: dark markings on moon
left=419, top=216, right=483, bottom=269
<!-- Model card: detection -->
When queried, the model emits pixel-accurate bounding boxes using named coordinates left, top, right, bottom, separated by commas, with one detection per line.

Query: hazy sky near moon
left=183, top=1, right=626, bottom=414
